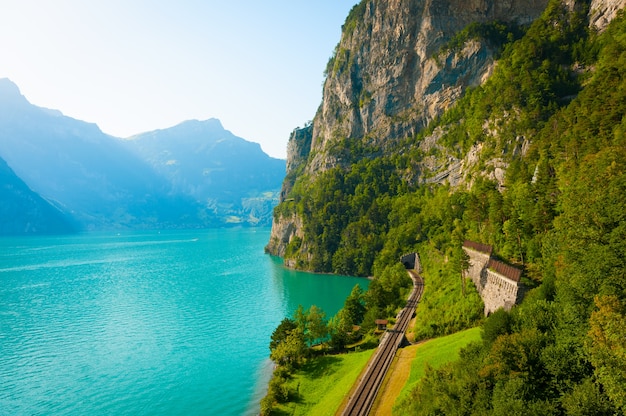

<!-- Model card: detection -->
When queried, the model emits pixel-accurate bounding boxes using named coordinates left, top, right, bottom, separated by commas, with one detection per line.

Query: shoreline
left=245, top=358, right=275, bottom=416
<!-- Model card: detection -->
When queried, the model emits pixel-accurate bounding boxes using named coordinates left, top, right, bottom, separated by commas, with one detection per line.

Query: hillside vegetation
left=270, top=1, right=626, bottom=413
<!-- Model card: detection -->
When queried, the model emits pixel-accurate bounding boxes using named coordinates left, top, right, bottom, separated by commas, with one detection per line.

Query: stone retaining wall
left=463, top=241, right=523, bottom=315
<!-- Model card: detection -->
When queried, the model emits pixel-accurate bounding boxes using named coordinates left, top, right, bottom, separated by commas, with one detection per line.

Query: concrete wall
left=464, top=247, right=490, bottom=296
left=481, top=269, right=521, bottom=315
left=463, top=245, right=523, bottom=315
left=400, top=252, right=422, bottom=272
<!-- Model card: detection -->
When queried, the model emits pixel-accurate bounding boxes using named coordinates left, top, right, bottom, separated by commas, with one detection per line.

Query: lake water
left=0, top=228, right=367, bottom=415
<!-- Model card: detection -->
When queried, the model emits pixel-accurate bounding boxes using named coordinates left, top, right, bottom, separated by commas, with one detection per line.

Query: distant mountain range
left=0, top=156, right=77, bottom=234
left=0, top=78, right=285, bottom=235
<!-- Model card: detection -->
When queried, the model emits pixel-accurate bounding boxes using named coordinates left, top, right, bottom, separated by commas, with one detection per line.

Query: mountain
left=268, top=0, right=550, bottom=264
left=264, top=0, right=626, bottom=413
left=305, top=0, right=548, bottom=173
left=122, top=119, right=285, bottom=226
left=0, top=78, right=283, bottom=230
left=0, top=78, right=207, bottom=230
left=0, top=155, right=76, bottom=235
left=267, top=0, right=624, bottom=270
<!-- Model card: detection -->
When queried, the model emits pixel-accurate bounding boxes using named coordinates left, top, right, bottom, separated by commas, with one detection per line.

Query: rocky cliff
left=290, top=0, right=548, bottom=176
left=589, top=0, right=626, bottom=30
left=268, top=0, right=626, bottom=269
left=269, top=0, right=550, bottom=260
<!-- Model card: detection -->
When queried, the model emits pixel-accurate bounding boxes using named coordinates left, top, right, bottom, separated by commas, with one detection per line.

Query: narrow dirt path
left=370, top=343, right=419, bottom=415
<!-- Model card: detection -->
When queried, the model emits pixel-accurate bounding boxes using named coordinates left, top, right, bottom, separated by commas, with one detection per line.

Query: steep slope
left=269, top=0, right=626, bottom=271
left=267, top=0, right=550, bottom=267
left=307, top=0, right=548, bottom=172
left=263, top=0, right=626, bottom=413
left=395, top=8, right=626, bottom=412
left=266, top=0, right=625, bottom=272
left=122, top=119, right=285, bottom=226
left=0, top=156, right=76, bottom=235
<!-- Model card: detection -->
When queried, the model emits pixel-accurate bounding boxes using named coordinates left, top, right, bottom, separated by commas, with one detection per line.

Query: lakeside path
left=339, top=270, right=424, bottom=416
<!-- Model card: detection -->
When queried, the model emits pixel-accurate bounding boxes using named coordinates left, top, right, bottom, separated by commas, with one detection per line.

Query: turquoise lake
left=0, top=228, right=367, bottom=415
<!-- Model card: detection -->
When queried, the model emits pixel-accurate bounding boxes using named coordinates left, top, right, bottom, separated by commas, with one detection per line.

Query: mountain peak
left=179, top=118, right=224, bottom=129
left=126, top=118, right=228, bottom=141
left=0, top=78, right=29, bottom=107
left=0, top=78, right=21, bottom=94
left=170, top=118, right=228, bottom=137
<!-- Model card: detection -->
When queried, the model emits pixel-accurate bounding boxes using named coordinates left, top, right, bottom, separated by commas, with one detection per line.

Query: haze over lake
left=0, top=228, right=367, bottom=415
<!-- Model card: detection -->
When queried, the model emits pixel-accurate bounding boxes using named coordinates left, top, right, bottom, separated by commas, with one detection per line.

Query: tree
left=481, top=308, right=512, bottom=346
left=451, top=220, right=471, bottom=296
left=365, top=263, right=411, bottom=313
left=270, top=326, right=307, bottom=369
left=259, top=394, right=274, bottom=416
left=293, top=305, right=308, bottom=333
left=306, top=305, right=329, bottom=345
left=343, top=284, right=366, bottom=327
left=268, top=374, right=291, bottom=403
left=328, top=308, right=355, bottom=351
left=361, top=305, right=383, bottom=333
left=291, top=304, right=329, bottom=346
left=561, top=378, right=615, bottom=416
left=586, top=295, right=626, bottom=413
left=269, top=318, right=297, bottom=352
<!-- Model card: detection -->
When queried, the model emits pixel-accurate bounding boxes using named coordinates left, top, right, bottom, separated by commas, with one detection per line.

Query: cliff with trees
left=265, top=0, right=626, bottom=413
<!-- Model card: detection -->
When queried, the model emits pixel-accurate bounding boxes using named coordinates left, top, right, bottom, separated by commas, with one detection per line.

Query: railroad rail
left=340, top=269, right=424, bottom=416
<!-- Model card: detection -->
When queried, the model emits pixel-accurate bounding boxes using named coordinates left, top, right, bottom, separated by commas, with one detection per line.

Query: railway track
left=340, top=270, right=424, bottom=416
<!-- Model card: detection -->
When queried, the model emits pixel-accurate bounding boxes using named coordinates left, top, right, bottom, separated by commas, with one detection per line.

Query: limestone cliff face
left=267, top=0, right=549, bottom=259
left=280, top=124, right=312, bottom=201
left=589, top=0, right=626, bottom=30
left=267, top=0, right=625, bottom=264
left=282, top=0, right=625, bottom=186
left=305, top=0, right=549, bottom=174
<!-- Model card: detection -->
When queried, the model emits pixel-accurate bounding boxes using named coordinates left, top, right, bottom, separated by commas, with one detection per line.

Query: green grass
left=412, top=245, right=484, bottom=341
left=393, top=327, right=482, bottom=412
left=274, top=349, right=374, bottom=416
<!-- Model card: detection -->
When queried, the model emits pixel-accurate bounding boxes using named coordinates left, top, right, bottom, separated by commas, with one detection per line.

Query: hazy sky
left=0, top=1, right=358, bottom=158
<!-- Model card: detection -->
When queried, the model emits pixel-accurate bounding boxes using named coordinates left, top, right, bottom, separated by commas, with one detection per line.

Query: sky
left=0, top=1, right=358, bottom=159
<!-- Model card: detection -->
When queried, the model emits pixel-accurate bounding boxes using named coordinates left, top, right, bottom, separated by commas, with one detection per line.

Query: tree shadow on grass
left=300, top=355, right=342, bottom=380
left=273, top=407, right=297, bottom=416
left=272, top=356, right=346, bottom=413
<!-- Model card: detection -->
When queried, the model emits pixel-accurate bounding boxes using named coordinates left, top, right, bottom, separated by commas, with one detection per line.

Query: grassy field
left=270, top=327, right=481, bottom=415
left=273, top=349, right=374, bottom=416
left=392, top=327, right=482, bottom=413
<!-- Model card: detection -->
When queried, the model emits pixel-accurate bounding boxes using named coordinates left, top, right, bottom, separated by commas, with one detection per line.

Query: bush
left=259, top=393, right=274, bottom=416
left=269, top=376, right=291, bottom=403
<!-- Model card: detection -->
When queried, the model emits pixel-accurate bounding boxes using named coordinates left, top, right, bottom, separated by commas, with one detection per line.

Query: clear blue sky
left=0, top=1, right=358, bottom=159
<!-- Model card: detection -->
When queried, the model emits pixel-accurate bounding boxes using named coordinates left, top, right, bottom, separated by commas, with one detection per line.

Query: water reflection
left=268, top=255, right=369, bottom=320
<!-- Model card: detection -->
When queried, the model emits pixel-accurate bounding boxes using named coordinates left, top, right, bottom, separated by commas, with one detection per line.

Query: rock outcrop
left=268, top=0, right=626, bottom=266
left=299, top=0, right=549, bottom=176
left=268, top=0, right=550, bottom=259
left=590, top=0, right=626, bottom=31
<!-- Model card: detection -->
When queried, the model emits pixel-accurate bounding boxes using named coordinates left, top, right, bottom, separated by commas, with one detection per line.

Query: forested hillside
left=396, top=5, right=626, bottom=412
left=267, top=0, right=626, bottom=413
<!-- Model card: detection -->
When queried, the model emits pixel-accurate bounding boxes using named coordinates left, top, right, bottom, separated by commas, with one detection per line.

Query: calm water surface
left=0, top=228, right=366, bottom=415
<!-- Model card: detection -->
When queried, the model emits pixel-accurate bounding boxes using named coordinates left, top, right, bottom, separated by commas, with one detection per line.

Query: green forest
left=268, top=1, right=626, bottom=414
